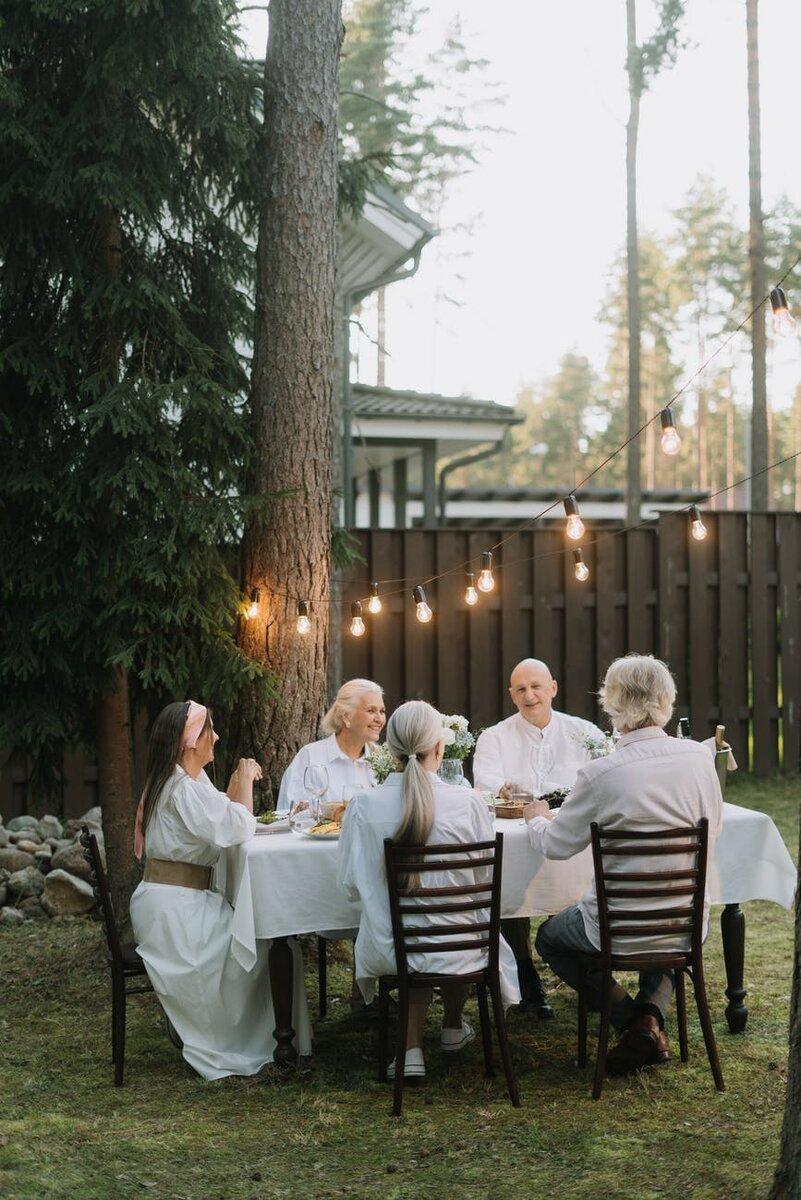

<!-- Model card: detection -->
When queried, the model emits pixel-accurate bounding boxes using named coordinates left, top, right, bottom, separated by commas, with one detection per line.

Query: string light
left=659, top=409, right=681, bottom=456
left=770, top=287, right=797, bottom=337
left=477, top=551, right=495, bottom=592
left=296, top=600, right=311, bottom=634
left=413, top=584, right=433, bottom=623
left=563, top=495, right=585, bottom=541
left=245, top=587, right=260, bottom=619
left=465, top=572, right=478, bottom=606
left=367, top=581, right=382, bottom=614
left=689, top=505, right=707, bottom=541
left=350, top=601, right=365, bottom=637
left=572, top=549, right=590, bottom=582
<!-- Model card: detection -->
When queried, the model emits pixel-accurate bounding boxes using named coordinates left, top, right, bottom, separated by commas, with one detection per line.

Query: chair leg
left=592, top=979, right=613, bottom=1101
left=489, top=977, right=520, bottom=1107
left=577, top=975, right=588, bottom=1069
left=675, top=969, right=689, bottom=1063
left=476, top=981, right=494, bottom=1077
left=690, top=961, right=725, bottom=1092
left=112, top=971, right=126, bottom=1087
left=392, top=990, right=410, bottom=1117
left=378, top=981, right=390, bottom=1083
left=317, top=936, right=327, bottom=1019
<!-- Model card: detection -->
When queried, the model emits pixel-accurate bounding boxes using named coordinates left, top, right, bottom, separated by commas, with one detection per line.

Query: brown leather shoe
left=605, top=1013, right=664, bottom=1076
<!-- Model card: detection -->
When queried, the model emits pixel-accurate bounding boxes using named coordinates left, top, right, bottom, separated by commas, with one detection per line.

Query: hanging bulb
left=477, top=551, right=495, bottom=592
left=296, top=600, right=311, bottom=634
left=689, top=505, right=707, bottom=541
left=572, top=549, right=590, bottom=582
left=770, top=287, right=797, bottom=337
left=367, top=581, right=382, bottom=615
left=412, top=584, right=432, bottom=623
left=350, top=601, right=365, bottom=637
left=245, top=587, right=261, bottom=619
left=563, top=495, right=585, bottom=540
left=465, top=572, right=479, bottom=606
left=659, top=409, right=681, bottom=456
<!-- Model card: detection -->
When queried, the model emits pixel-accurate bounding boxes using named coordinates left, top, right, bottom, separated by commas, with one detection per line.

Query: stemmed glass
left=290, top=764, right=329, bottom=835
left=531, top=744, right=555, bottom=798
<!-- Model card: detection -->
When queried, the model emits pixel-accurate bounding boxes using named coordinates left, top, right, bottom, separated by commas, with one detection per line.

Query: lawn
left=1, top=774, right=797, bottom=1200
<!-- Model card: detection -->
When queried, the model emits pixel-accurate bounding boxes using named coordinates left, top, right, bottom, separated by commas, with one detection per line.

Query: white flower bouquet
left=573, top=731, right=614, bottom=760
left=440, top=714, right=475, bottom=761
left=367, top=742, right=399, bottom=785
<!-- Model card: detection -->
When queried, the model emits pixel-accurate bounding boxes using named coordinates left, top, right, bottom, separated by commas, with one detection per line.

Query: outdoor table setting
left=215, top=795, right=797, bottom=1063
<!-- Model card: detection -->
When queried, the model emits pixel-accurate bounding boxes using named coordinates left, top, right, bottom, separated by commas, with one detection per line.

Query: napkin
left=701, top=736, right=738, bottom=771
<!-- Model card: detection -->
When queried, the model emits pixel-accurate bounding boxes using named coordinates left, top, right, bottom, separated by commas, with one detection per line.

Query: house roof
left=351, top=384, right=523, bottom=426
left=339, top=185, right=435, bottom=302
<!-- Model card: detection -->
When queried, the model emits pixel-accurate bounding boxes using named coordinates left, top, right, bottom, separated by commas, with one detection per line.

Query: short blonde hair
left=321, top=678, right=383, bottom=736
left=599, top=654, right=676, bottom=731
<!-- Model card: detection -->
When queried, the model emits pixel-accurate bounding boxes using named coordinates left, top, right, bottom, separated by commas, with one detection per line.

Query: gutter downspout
left=437, top=433, right=511, bottom=526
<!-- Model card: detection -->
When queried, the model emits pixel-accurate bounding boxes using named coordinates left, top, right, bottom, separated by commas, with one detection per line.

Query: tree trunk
left=768, top=851, right=801, bottom=1196
left=625, top=0, right=642, bottom=528
left=747, top=0, right=768, bottom=512
left=96, top=668, right=138, bottom=936
left=236, top=0, right=343, bottom=804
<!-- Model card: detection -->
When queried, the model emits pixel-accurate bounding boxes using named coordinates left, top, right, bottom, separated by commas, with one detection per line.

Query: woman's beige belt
left=143, top=858, right=212, bottom=890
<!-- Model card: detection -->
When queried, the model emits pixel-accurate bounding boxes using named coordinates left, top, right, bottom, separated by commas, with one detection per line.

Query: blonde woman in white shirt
left=524, top=655, right=723, bottom=1076
left=276, top=679, right=385, bottom=814
left=338, top=700, right=520, bottom=1081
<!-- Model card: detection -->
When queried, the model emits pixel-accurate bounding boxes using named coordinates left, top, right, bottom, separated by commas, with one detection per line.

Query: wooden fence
left=341, top=512, right=801, bottom=775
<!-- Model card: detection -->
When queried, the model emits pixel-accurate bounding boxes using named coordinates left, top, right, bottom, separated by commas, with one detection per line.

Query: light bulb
left=572, top=550, right=589, bottom=582
left=563, top=495, right=585, bottom=540
left=296, top=600, right=311, bottom=634
left=413, top=584, right=432, bottom=623
left=367, top=582, right=382, bottom=614
left=245, top=587, right=260, bottom=619
left=477, top=551, right=495, bottom=592
left=770, top=287, right=797, bottom=337
left=465, top=573, right=478, bottom=606
left=350, top=602, right=365, bottom=636
left=659, top=409, right=681, bottom=456
left=689, top=505, right=707, bottom=541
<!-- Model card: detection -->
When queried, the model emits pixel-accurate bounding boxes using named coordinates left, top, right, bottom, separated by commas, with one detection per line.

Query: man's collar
left=617, top=727, right=668, bottom=747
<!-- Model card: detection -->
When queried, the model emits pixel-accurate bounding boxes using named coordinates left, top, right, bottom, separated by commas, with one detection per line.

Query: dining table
left=216, top=800, right=797, bottom=1064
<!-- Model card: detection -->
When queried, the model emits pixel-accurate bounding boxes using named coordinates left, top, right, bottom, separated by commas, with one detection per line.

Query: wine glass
left=531, top=744, right=555, bottom=797
left=289, top=764, right=329, bottom=835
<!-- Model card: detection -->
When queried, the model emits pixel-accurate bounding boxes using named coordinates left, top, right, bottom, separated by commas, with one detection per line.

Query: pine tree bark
left=237, top=0, right=343, bottom=804
left=96, top=667, right=139, bottom=936
left=625, top=0, right=642, bottom=528
left=747, top=0, right=768, bottom=512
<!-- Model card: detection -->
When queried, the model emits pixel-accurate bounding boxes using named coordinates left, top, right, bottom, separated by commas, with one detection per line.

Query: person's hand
left=235, top=757, right=263, bottom=784
left=499, top=782, right=513, bottom=801
left=523, top=798, right=553, bottom=822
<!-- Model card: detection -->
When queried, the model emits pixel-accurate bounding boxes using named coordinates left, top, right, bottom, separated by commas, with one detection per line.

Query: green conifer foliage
left=0, top=0, right=273, bottom=792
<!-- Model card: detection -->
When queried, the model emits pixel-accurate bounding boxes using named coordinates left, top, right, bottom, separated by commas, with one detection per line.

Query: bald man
left=473, top=658, right=605, bottom=1018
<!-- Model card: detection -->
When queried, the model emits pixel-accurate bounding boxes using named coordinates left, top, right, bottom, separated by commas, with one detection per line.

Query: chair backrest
left=591, top=819, right=709, bottom=961
left=80, top=824, right=123, bottom=964
left=383, top=834, right=503, bottom=983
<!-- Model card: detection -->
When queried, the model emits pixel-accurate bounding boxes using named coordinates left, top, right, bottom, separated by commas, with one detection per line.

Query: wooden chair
left=379, top=833, right=520, bottom=1116
left=80, top=825, right=153, bottom=1086
left=577, top=818, right=725, bottom=1100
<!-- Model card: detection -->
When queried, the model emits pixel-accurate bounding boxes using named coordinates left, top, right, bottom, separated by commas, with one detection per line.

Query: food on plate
left=256, top=811, right=282, bottom=825
left=539, top=787, right=571, bottom=809
left=308, top=820, right=341, bottom=837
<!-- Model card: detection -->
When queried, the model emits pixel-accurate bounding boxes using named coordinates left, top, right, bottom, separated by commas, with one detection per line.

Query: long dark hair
left=139, top=702, right=211, bottom=839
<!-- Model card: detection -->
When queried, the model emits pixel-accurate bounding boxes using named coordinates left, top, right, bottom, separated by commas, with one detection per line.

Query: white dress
left=276, top=733, right=376, bottom=814
left=130, top=766, right=312, bottom=1079
left=337, top=773, right=520, bottom=1009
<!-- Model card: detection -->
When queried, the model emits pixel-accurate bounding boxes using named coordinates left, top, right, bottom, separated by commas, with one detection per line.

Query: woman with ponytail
left=338, top=700, right=519, bottom=1081
left=130, top=701, right=311, bottom=1079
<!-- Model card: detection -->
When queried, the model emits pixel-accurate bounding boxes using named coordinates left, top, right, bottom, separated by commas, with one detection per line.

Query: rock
left=81, top=805, right=103, bottom=828
left=51, top=842, right=93, bottom=881
left=0, top=827, right=8, bottom=849
left=0, top=906, right=25, bottom=927
left=63, top=807, right=102, bottom=840
left=9, top=828, right=43, bottom=845
left=8, top=865, right=46, bottom=899
left=19, top=897, right=48, bottom=920
left=52, top=838, right=73, bottom=853
left=43, top=869, right=96, bottom=916
left=0, top=885, right=6, bottom=908
left=0, top=847, right=36, bottom=873
left=6, top=815, right=41, bottom=833
left=14, top=838, right=43, bottom=855
left=38, top=815, right=63, bottom=840
left=34, top=847, right=53, bottom=874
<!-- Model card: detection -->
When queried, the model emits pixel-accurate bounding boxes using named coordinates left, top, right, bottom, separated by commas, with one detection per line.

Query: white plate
left=302, top=829, right=340, bottom=841
left=254, top=820, right=290, bottom=835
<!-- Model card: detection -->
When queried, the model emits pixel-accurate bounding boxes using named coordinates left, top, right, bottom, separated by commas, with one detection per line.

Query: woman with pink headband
left=130, top=700, right=312, bottom=1079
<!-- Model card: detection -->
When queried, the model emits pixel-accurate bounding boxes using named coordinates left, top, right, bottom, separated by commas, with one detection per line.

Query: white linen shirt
left=143, top=766, right=256, bottom=864
left=337, top=773, right=520, bottom=1009
left=473, top=709, right=606, bottom=795
left=276, top=733, right=376, bottom=814
left=526, top=728, right=724, bottom=953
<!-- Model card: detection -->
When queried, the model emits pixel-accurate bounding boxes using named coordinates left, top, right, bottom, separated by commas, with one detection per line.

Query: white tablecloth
left=219, top=801, right=797, bottom=972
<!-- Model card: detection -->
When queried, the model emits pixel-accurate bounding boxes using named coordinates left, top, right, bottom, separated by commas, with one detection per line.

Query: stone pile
left=0, top=807, right=104, bottom=926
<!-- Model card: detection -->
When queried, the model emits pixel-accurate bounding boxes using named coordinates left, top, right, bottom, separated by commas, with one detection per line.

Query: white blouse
left=143, top=766, right=256, bottom=864
left=276, top=733, right=375, bottom=814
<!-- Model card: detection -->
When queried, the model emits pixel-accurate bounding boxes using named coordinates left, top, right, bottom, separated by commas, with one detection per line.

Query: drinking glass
left=289, top=764, right=329, bottom=835
left=531, top=744, right=555, bottom=797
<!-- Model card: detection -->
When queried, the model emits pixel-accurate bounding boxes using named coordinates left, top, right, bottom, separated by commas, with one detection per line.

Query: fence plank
left=532, top=530, right=565, bottom=685
left=718, top=514, right=749, bottom=764
left=563, top=538, right=598, bottom=721
left=777, top=513, right=800, bottom=775
left=750, top=514, right=779, bottom=774
left=627, top=529, right=656, bottom=655
left=403, top=531, right=438, bottom=704
left=687, top=512, right=719, bottom=741
left=659, top=512, right=690, bottom=732
left=500, top=531, right=527, bottom=683
left=436, top=530, right=470, bottom=718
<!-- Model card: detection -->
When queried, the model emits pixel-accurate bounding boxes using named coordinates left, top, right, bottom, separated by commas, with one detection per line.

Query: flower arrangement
left=367, top=742, right=399, bottom=785
left=572, top=731, right=614, bottom=760
left=440, top=713, right=475, bottom=761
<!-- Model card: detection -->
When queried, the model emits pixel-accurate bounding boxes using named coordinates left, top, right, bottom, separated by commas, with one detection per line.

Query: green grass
left=1, top=776, right=797, bottom=1200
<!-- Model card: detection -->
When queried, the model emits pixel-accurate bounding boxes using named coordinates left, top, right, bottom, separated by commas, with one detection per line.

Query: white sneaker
left=441, top=1021, right=476, bottom=1053
left=386, top=1047, right=426, bottom=1079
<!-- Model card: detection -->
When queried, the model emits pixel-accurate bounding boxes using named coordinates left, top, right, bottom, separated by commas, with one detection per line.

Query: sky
left=237, top=0, right=801, bottom=410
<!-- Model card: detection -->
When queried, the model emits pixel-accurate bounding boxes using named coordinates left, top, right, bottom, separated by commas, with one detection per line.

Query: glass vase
left=438, top=758, right=464, bottom=786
